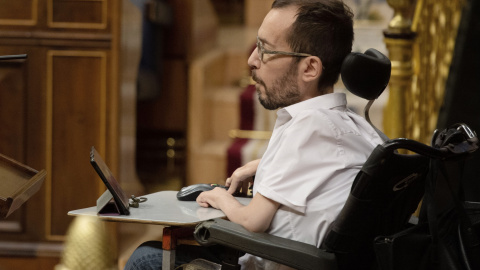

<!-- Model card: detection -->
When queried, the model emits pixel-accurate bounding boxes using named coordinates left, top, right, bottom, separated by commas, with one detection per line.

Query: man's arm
left=226, top=159, right=261, bottom=194
left=196, top=188, right=280, bottom=233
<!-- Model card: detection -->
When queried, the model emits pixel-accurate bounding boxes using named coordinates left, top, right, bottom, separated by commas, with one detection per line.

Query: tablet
left=90, top=146, right=130, bottom=215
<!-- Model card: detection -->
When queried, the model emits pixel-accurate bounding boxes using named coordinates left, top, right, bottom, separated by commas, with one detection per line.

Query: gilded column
left=409, top=0, right=465, bottom=143
left=383, top=0, right=416, bottom=139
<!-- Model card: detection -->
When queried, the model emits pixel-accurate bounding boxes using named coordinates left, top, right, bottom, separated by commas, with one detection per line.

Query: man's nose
left=247, top=48, right=260, bottom=70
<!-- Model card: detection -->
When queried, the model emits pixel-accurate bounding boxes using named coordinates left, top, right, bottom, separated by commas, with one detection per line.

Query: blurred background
left=0, top=0, right=478, bottom=269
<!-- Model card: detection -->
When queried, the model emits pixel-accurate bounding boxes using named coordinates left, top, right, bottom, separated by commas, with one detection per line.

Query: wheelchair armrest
left=194, top=218, right=337, bottom=270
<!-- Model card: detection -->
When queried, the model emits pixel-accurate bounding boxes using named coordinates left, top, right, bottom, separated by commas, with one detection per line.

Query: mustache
left=251, top=71, right=263, bottom=85
left=251, top=71, right=258, bottom=82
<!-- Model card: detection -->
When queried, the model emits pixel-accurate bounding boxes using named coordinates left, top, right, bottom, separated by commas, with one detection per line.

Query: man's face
left=248, top=6, right=303, bottom=110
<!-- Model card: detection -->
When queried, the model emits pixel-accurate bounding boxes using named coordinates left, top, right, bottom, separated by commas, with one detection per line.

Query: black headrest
left=341, top=48, right=391, bottom=100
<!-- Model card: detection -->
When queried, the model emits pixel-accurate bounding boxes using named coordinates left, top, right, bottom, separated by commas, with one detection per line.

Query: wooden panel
left=48, top=0, right=107, bottom=29
left=136, top=60, right=187, bottom=132
left=46, top=50, right=107, bottom=239
left=0, top=0, right=121, bottom=267
left=0, top=0, right=38, bottom=26
left=164, top=0, right=190, bottom=58
left=0, top=57, right=28, bottom=235
left=164, top=0, right=218, bottom=60
left=0, top=47, right=51, bottom=247
left=0, top=61, right=27, bottom=161
left=0, top=255, right=60, bottom=270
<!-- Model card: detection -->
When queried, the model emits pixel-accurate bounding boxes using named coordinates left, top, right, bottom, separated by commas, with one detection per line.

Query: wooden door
left=0, top=0, right=121, bottom=267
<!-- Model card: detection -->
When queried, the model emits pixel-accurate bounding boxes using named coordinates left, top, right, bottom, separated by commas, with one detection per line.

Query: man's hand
left=196, top=186, right=280, bottom=233
left=196, top=187, right=230, bottom=209
left=226, top=159, right=261, bottom=195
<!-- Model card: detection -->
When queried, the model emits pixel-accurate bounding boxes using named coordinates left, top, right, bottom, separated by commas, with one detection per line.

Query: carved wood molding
left=47, top=0, right=108, bottom=29
left=0, top=0, right=38, bottom=26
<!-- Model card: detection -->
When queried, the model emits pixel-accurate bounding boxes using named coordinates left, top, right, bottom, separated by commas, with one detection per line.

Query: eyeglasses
left=256, top=36, right=312, bottom=62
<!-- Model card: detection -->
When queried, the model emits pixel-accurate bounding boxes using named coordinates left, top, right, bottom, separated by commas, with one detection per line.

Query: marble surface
left=68, top=191, right=251, bottom=226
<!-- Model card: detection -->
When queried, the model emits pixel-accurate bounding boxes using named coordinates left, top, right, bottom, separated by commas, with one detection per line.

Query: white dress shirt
left=240, top=92, right=384, bottom=269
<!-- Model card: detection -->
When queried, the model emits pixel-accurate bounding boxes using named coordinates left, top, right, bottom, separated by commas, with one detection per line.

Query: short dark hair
left=272, top=0, right=354, bottom=93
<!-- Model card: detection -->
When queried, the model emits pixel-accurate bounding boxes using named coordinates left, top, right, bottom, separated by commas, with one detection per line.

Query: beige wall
left=245, top=0, right=274, bottom=28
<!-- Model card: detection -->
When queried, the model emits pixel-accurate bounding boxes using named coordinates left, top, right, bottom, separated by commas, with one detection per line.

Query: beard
left=252, top=63, right=301, bottom=110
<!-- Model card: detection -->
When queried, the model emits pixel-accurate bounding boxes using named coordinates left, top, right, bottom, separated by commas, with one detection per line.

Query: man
left=125, top=0, right=384, bottom=269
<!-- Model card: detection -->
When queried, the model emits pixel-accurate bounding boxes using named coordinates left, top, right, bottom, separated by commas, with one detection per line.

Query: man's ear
left=300, top=56, right=322, bottom=82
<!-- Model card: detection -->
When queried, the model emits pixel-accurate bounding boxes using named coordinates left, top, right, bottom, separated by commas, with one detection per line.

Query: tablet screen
left=90, top=147, right=129, bottom=214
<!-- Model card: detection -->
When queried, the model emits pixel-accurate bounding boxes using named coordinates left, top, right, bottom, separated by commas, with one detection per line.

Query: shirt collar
left=275, top=93, right=347, bottom=127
